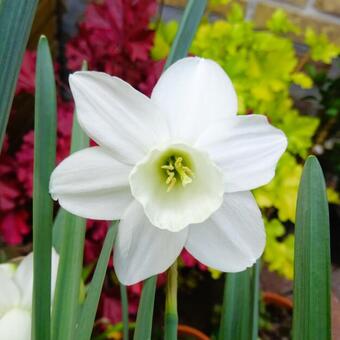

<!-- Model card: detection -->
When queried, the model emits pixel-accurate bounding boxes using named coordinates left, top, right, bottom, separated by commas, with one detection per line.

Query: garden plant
left=0, top=0, right=336, bottom=340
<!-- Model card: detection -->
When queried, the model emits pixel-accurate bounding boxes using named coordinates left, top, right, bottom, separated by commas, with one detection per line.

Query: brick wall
left=163, top=0, right=340, bottom=44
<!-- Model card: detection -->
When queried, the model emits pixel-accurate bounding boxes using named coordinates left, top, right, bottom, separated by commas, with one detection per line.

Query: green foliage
left=262, top=219, right=294, bottom=279
left=152, top=3, right=339, bottom=279
left=266, top=9, right=300, bottom=35
left=293, top=156, right=331, bottom=340
left=76, top=222, right=118, bottom=340
left=219, top=271, right=252, bottom=340
left=32, top=35, right=57, bottom=340
left=0, top=0, right=38, bottom=149
left=219, top=263, right=260, bottom=340
left=151, top=21, right=178, bottom=61
left=254, top=154, right=302, bottom=223
left=209, top=0, right=230, bottom=5
left=305, top=28, right=340, bottom=63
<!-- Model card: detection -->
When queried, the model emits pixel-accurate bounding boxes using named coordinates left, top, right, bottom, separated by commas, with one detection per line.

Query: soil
left=259, top=303, right=292, bottom=340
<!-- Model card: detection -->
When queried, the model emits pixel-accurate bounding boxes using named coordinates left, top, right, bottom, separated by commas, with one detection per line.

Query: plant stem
left=164, top=260, right=178, bottom=340
left=120, top=283, right=129, bottom=340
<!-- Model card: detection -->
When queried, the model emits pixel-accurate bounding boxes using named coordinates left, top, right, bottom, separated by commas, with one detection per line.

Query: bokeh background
left=0, top=0, right=339, bottom=338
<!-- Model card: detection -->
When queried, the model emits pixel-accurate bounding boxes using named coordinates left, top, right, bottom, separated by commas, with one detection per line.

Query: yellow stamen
left=167, top=178, right=177, bottom=192
left=161, top=156, right=194, bottom=192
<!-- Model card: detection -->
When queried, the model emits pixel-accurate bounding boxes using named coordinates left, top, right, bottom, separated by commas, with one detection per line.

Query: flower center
left=161, top=155, right=195, bottom=192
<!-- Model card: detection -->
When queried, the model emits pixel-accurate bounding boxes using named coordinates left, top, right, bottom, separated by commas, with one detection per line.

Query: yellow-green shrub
left=151, top=3, right=339, bottom=279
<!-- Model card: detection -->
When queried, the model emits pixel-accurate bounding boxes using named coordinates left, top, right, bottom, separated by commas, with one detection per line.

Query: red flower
left=15, top=51, right=36, bottom=95
left=66, top=0, right=159, bottom=95
left=0, top=210, right=30, bottom=245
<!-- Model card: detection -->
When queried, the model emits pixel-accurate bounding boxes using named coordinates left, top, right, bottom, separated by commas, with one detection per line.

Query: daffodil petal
left=13, top=249, right=59, bottom=309
left=0, top=264, right=15, bottom=278
left=185, top=191, right=265, bottom=272
left=69, top=71, right=170, bottom=165
left=50, top=146, right=133, bottom=220
left=151, top=57, right=237, bottom=143
left=13, top=253, right=33, bottom=309
left=196, top=114, right=287, bottom=192
left=0, top=272, right=20, bottom=318
left=50, top=248, right=60, bottom=303
left=0, top=309, right=31, bottom=340
left=114, top=200, right=187, bottom=285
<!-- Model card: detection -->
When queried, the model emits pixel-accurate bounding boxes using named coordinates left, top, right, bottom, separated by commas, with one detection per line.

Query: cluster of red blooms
left=0, top=0, right=205, bottom=327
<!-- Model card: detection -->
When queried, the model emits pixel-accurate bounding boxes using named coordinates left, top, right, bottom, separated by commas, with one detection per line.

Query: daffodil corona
left=50, top=57, right=287, bottom=285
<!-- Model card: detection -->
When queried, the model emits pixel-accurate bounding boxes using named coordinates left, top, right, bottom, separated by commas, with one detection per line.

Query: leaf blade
left=120, top=284, right=130, bottom=340
left=133, top=277, right=157, bottom=340
left=292, top=156, right=331, bottom=340
left=0, top=0, right=38, bottom=149
left=32, top=35, right=57, bottom=340
left=219, top=270, right=252, bottom=340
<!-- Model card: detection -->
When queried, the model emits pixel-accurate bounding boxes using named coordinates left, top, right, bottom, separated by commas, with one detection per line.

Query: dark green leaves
left=219, top=270, right=251, bottom=340
left=218, top=260, right=261, bottom=340
left=293, top=156, right=331, bottom=340
left=0, top=0, right=38, bottom=149
left=32, top=35, right=57, bottom=340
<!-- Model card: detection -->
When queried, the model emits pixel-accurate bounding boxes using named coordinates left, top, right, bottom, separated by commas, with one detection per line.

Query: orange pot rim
left=263, top=291, right=293, bottom=310
left=178, top=324, right=210, bottom=340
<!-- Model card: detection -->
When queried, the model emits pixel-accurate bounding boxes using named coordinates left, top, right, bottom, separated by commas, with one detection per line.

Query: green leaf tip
left=293, top=154, right=331, bottom=340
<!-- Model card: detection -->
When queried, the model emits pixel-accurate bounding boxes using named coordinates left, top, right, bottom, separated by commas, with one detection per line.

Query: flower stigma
left=161, top=156, right=195, bottom=192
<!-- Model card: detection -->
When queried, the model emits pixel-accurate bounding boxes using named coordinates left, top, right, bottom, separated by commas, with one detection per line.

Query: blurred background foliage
left=152, top=2, right=339, bottom=280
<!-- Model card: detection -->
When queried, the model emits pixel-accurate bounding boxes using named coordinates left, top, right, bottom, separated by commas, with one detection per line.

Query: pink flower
left=0, top=210, right=30, bottom=245
left=15, top=51, right=36, bottom=95
left=181, top=249, right=207, bottom=271
left=66, top=0, right=159, bottom=94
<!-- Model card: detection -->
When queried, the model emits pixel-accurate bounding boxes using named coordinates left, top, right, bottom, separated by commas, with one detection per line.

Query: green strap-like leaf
left=250, top=260, right=261, bottom=340
left=219, top=270, right=252, bottom=340
left=52, top=208, right=66, bottom=253
left=51, top=78, right=90, bottom=340
left=292, top=156, right=331, bottom=340
left=32, top=35, right=57, bottom=340
left=133, top=277, right=157, bottom=340
left=51, top=211, right=87, bottom=340
left=76, top=221, right=118, bottom=340
left=0, top=0, right=38, bottom=149
left=133, top=2, right=207, bottom=339
left=120, top=284, right=130, bottom=340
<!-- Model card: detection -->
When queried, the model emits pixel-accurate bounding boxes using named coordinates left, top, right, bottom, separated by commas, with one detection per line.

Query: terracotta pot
left=263, top=291, right=293, bottom=310
left=178, top=324, right=210, bottom=340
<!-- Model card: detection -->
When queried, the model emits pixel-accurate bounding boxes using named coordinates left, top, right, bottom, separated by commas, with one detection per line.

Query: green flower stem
left=164, top=260, right=178, bottom=340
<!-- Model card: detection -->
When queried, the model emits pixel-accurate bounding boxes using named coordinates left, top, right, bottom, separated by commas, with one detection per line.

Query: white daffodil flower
left=50, top=57, right=287, bottom=285
left=0, top=249, right=59, bottom=340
